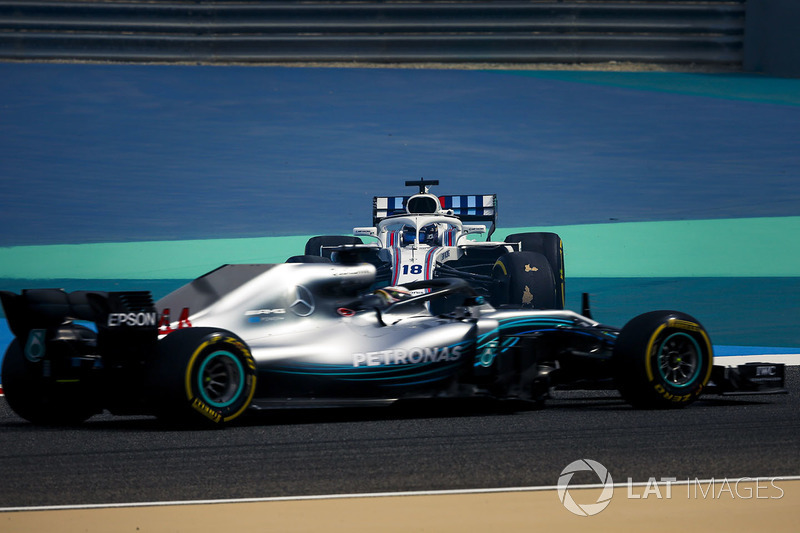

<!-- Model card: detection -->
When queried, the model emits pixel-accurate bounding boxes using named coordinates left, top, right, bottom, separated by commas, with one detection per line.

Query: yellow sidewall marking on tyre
left=644, top=323, right=668, bottom=383
left=493, top=259, right=508, bottom=276
left=185, top=339, right=213, bottom=401
left=698, top=328, right=714, bottom=386
left=644, top=319, right=714, bottom=388
left=183, top=335, right=257, bottom=424
left=219, top=338, right=258, bottom=422
left=223, top=373, right=257, bottom=423
left=191, top=397, right=222, bottom=423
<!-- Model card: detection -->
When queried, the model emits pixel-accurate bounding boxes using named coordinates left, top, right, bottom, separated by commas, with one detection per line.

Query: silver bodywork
left=156, top=262, right=603, bottom=406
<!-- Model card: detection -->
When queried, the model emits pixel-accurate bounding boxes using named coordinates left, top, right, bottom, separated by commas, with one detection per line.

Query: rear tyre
left=613, top=311, right=713, bottom=409
left=504, top=232, right=565, bottom=308
left=148, top=328, right=257, bottom=426
left=2, top=336, right=97, bottom=425
left=304, top=236, right=363, bottom=258
left=491, top=251, right=559, bottom=309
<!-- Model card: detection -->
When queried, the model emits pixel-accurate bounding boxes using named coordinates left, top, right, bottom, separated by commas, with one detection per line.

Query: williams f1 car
left=296, top=179, right=566, bottom=310
left=0, top=262, right=786, bottom=426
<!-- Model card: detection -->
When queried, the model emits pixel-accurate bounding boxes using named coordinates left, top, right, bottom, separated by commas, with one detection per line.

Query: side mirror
left=462, top=225, right=487, bottom=236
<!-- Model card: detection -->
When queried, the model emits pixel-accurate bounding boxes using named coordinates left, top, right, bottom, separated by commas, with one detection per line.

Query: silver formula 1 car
left=0, top=262, right=786, bottom=427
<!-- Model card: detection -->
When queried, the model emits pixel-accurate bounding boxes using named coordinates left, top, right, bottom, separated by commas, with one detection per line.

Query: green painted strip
left=492, top=71, right=800, bottom=107
left=0, top=217, right=798, bottom=279
left=0, top=235, right=310, bottom=280
left=495, top=217, right=800, bottom=277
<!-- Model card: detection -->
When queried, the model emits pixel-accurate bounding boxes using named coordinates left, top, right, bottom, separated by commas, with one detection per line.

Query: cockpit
left=381, top=218, right=461, bottom=248
left=401, top=223, right=440, bottom=246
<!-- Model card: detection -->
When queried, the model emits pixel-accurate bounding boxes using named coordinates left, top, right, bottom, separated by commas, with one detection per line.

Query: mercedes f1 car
left=296, top=179, right=566, bottom=309
left=0, top=262, right=786, bottom=426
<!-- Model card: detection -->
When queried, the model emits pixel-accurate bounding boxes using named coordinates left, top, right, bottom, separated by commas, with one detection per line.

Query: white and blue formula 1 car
left=295, top=179, right=566, bottom=310
left=0, top=262, right=786, bottom=427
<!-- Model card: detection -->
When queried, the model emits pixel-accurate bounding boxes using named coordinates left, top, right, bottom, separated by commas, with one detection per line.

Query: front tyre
left=613, top=311, right=713, bottom=409
left=491, top=251, right=560, bottom=309
left=149, top=328, right=257, bottom=426
left=504, top=232, right=565, bottom=307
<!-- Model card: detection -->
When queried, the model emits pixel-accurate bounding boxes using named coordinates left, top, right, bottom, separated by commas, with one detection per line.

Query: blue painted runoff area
left=1, top=64, right=799, bottom=246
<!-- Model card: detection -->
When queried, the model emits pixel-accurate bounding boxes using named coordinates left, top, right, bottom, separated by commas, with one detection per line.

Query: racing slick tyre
left=304, top=236, right=363, bottom=259
left=504, top=232, right=565, bottom=308
left=148, top=328, right=257, bottom=427
left=613, top=311, right=713, bottom=409
left=491, top=251, right=559, bottom=309
left=1, top=334, right=97, bottom=425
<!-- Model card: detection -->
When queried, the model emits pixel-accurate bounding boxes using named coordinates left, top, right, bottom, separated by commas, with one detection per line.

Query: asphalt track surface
left=0, top=367, right=797, bottom=510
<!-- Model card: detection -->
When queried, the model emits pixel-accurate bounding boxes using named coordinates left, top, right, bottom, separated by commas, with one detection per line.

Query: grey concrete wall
left=745, top=0, right=800, bottom=77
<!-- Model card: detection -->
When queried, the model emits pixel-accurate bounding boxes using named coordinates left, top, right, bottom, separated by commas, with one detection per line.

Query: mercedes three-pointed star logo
left=289, top=285, right=315, bottom=317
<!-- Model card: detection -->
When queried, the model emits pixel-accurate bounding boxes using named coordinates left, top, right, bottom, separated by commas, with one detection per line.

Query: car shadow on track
left=0, top=392, right=781, bottom=432
left=0, top=395, right=551, bottom=432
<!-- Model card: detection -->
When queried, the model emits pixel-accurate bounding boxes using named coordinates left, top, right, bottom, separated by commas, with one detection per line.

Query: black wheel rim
left=197, top=350, right=244, bottom=408
left=657, top=332, right=702, bottom=388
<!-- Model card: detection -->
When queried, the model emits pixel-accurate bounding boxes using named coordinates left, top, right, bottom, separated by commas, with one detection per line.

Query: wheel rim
left=197, top=350, right=245, bottom=408
left=657, top=332, right=702, bottom=388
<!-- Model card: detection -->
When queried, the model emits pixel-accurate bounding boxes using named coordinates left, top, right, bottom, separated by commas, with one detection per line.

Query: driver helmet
left=419, top=223, right=440, bottom=246
left=401, top=225, right=417, bottom=246
left=374, top=286, right=411, bottom=306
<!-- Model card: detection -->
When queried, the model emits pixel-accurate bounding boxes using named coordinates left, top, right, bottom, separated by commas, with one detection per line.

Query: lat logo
left=159, top=307, right=192, bottom=334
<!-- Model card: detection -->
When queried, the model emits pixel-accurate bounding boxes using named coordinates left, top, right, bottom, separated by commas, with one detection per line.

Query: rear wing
left=0, top=288, right=159, bottom=367
left=0, top=288, right=157, bottom=345
left=373, top=194, right=497, bottom=232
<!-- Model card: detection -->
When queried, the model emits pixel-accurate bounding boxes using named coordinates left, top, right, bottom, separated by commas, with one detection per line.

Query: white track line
left=715, top=354, right=800, bottom=366
left=2, top=476, right=799, bottom=513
